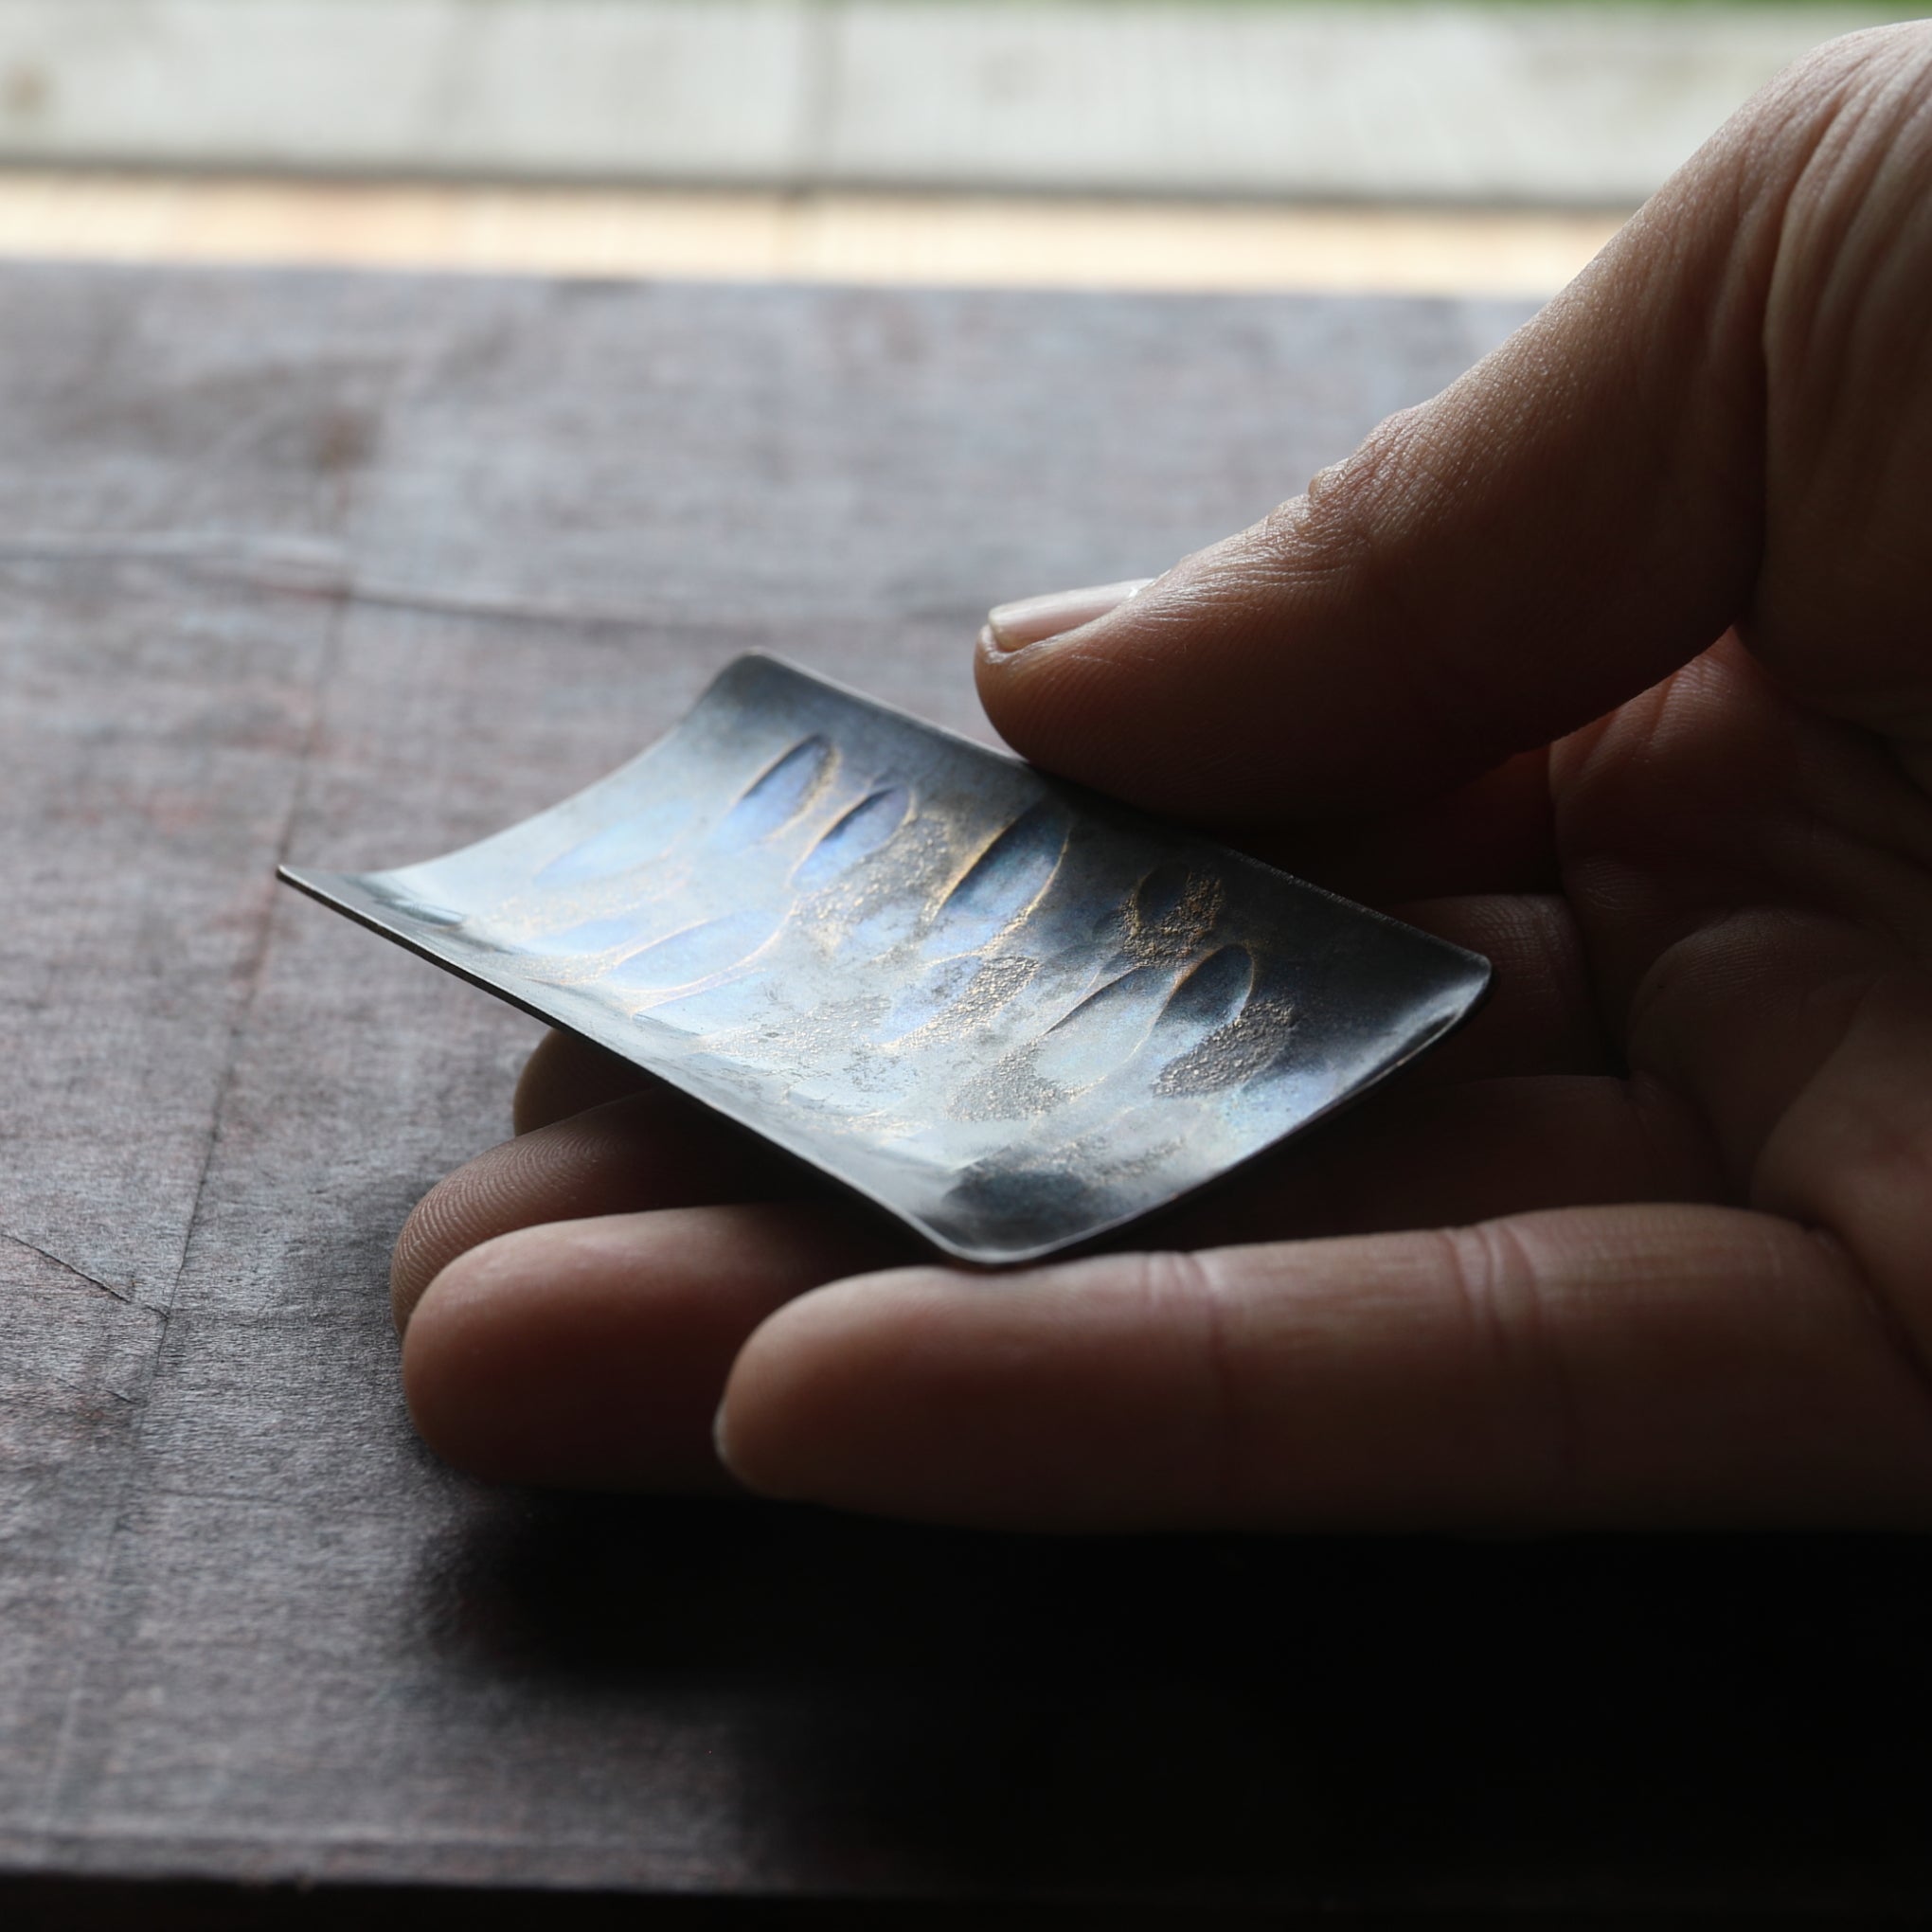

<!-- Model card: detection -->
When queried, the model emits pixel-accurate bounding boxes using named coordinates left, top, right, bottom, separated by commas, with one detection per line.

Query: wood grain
left=5, top=263, right=1930, bottom=1919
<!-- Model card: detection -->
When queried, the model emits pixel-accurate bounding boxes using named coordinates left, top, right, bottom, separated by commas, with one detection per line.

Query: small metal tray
left=281, top=654, right=1488, bottom=1264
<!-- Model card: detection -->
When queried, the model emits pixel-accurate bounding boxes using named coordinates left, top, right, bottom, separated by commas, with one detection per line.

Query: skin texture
left=395, top=25, right=1932, bottom=1529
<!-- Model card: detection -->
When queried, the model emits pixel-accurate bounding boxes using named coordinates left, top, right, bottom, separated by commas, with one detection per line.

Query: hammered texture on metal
left=282, top=655, right=1489, bottom=1261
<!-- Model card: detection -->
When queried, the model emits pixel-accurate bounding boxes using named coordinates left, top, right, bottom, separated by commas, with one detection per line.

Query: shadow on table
left=12, top=1497, right=1932, bottom=1928
left=415, top=1494, right=1932, bottom=1916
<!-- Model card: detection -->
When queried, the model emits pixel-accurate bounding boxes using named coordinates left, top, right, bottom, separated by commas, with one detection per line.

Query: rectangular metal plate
left=280, top=654, right=1489, bottom=1264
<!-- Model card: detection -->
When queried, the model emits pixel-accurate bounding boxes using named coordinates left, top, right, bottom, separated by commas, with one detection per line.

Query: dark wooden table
left=5, top=260, right=1932, bottom=1927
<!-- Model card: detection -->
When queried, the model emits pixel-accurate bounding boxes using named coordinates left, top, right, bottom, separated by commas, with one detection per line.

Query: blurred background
left=0, top=0, right=1915, bottom=299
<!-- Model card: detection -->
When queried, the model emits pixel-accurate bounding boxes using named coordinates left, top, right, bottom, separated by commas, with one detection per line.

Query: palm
left=1233, top=634, right=1932, bottom=1249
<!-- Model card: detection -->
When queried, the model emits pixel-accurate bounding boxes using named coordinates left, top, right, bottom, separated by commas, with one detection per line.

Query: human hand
left=390, top=24, right=1932, bottom=1529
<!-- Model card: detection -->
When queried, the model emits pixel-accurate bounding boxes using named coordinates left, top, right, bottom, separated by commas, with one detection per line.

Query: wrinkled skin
left=390, top=26, right=1932, bottom=1530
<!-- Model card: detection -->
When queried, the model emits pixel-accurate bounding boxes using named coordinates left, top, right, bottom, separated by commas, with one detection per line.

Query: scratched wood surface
left=5, top=261, right=1932, bottom=1923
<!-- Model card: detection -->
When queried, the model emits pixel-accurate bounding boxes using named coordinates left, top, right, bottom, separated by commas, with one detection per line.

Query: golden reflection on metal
left=280, top=655, right=1490, bottom=1264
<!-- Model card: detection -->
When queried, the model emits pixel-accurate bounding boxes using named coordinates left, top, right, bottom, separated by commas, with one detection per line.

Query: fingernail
left=982, top=577, right=1154, bottom=654
left=711, top=1398, right=736, bottom=1474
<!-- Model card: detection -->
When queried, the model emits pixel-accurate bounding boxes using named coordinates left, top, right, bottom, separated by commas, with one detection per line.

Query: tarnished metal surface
left=280, top=654, right=1489, bottom=1262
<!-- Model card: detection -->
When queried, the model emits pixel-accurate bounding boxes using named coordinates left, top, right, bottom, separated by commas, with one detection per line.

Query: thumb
left=975, top=32, right=1903, bottom=822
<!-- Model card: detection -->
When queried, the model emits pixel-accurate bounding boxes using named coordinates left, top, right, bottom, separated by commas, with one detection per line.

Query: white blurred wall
left=0, top=0, right=1904, bottom=204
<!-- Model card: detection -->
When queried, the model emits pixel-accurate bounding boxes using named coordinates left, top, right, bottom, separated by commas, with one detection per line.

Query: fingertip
left=971, top=572, right=1174, bottom=782
left=400, top=1221, right=749, bottom=1492
left=712, top=1264, right=964, bottom=1502
left=398, top=1225, right=720, bottom=1491
left=716, top=1259, right=1213, bottom=1529
left=400, top=1236, right=569, bottom=1486
left=708, top=1394, right=736, bottom=1488
left=401, top=1205, right=911, bottom=1493
left=981, top=577, right=1156, bottom=655
left=968, top=528, right=1361, bottom=821
left=388, top=1086, right=805, bottom=1336
left=512, top=1028, right=653, bottom=1134
left=391, top=1171, right=477, bottom=1334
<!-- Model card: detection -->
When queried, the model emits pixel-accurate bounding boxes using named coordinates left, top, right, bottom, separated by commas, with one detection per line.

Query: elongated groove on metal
left=280, top=654, right=1490, bottom=1263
